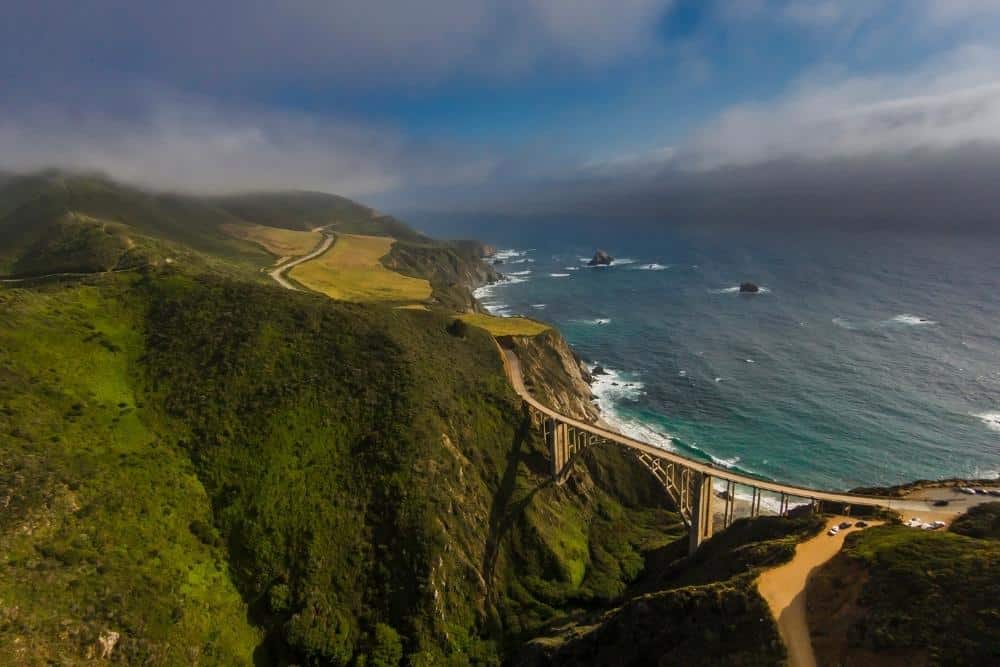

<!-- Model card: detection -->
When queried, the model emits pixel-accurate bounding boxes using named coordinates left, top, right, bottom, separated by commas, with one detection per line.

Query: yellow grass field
left=290, top=234, right=433, bottom=303
left=222, top=223, right=322, bottom=259
left=458, top=312, right=550, bottom=336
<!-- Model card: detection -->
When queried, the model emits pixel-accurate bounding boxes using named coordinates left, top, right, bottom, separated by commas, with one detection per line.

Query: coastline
left=471, top=246, right=1000, bottom=508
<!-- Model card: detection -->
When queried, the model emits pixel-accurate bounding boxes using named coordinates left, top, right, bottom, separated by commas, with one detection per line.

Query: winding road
left=268, top=232, right=334, bottom=291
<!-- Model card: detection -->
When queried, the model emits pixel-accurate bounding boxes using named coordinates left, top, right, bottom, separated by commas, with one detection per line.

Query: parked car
left=933, top=500, right=949, bottom=507
left=828, top=526, right=840, bottom=536
left=855, top=521, right=869, bottom=528
left=988, top=489, right=1000, bottom=497
left=958, top=487, right=976, bottom=495
left=839, top=521, right=853, bottom=530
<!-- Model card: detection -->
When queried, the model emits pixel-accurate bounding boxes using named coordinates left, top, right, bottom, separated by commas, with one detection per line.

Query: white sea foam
left=564, top=266, right=580, bottom=271
left=678, top=370, right=687, bottom=377
left=745, top=358, right=755, bottom=364
left=634, top=263, right=668, bottom=270
left=888, top=314, right=936, bottom=326
left=550, top=273, right=571, bottom=278
left=530, top=304, right=547, bottom=310
left=710, top=478, right=806, bottom=514
left=589, top=366, right=675, bottom=451
left=506, top=270, right=532, bottom=276
left=576, top=318, right=610, bottom=325
left=832, top=317, right=857, bottom=330
left=611, top=257, right=637, bottom=265
left=975, top=411, right=1000, bottom=432
left=492, top=248, right=527, bottom=260
left=711, top=285, right=770, bottom=294
left=506, top=257, right=534, bottom=264
left=711, top=454, right=741, bottom=468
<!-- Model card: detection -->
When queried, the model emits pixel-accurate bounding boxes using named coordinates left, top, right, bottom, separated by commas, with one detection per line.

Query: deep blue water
left=417, top=216, right=1000, bottom=491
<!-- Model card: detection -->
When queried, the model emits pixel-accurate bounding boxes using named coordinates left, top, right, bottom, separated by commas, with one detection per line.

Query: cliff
left=500, top=329, right=600, bottom=423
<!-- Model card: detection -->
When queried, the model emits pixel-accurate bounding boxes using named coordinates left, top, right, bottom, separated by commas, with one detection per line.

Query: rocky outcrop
left=739, top=282, right=759, bottom=293
left=383, top=240, right=499, bottom=311
left=587, top=250, right=613, bottom=266
left=503, top=329, right=600, bottom=422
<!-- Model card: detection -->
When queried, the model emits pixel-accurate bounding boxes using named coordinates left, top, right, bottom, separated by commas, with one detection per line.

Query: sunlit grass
left=290, top=233, right=432, bottom=303
left=222, top=222, right=322, bottom=259
left=458, top=312, right=550, bottom=336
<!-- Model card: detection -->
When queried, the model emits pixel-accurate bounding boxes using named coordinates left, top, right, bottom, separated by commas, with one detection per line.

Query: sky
left=3, top=1, right=1000, bottom=228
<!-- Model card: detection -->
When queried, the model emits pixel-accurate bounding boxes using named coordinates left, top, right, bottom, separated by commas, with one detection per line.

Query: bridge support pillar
left=545, top=419, right=570, bottom=482
left=688, top=473, right=714, bottom=555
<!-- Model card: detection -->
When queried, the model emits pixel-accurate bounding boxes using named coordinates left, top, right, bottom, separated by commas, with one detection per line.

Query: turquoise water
left=447, top=220, right=1000, bottom=491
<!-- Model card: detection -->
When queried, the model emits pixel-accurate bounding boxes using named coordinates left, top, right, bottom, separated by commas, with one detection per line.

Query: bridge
left=499, top=346, right=933, bottom=554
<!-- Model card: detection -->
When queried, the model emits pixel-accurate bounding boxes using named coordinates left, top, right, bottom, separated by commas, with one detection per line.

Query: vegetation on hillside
left=0, top=279, right=260, bottom=664
left=519, top=514, right=826, bottom=666
left=221, top=223, right=323, bottom=259
left=807, top=514, right=1000, bottom=666
left=457, top=313, right=550, bottom=337
left=385, top=241, right=498, bottom=311
left=210, top=192, right=426, bottom=242
left=0, top=269, right=687, bottom=664
left=289, top=233, right=433, bottom=303
left=9, top=168, right=992, bottom=667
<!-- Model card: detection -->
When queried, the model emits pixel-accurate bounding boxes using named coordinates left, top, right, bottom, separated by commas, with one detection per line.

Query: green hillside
left=0, top=268, right=679, bottom=664
left=4, top=170, right=996, bottom=666
left=807, top=504, right=1000, bottom=666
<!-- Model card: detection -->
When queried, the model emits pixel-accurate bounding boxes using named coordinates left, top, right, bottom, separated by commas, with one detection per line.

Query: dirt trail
left=757, top=517, right=882, bottom=667
left=268, top=232, right=334, bottom=290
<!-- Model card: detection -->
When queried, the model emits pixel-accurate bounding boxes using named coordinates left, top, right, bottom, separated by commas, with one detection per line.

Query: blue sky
left=3, top=0, right=1000, bottom=207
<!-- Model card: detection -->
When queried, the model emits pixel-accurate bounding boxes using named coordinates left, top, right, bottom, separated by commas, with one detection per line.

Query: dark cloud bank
left=395, top=145, right=1000, bottom=234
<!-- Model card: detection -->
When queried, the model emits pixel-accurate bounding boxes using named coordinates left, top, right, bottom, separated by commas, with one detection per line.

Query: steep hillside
left=0, top=172, right=267, bottom=278
left=518, top=514, right=826, bottom=666
left=0, top=270, right=683, bottom=664
left=0, top=171, right=496, bottom=314
left=210, top=192, right=427, bottom=242
left=806, top=506, right=1000, bottom=666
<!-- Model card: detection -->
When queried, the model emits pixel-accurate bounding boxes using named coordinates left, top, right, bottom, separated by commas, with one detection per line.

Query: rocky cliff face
left=384, top=240, right=499, bottom=311
left=500, top=329, right=600, bottom=423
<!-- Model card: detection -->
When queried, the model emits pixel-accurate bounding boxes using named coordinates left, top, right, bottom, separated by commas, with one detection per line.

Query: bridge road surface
left=499, top=346, right=941, bottom=515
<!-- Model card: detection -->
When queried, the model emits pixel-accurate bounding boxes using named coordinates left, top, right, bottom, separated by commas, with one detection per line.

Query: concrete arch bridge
left=500, top=347, right=933, bottom=554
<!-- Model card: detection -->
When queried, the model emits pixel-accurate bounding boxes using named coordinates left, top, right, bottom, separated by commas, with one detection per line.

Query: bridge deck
left=500, top=347, right=930, bottom=514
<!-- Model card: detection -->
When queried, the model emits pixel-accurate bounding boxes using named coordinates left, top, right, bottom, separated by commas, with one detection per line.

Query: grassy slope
left=807, top=507, right=1000, bottom=666
left=0, top=173, right=270, bottom=279
left=1, top=271, right=683, bottom=665
left=519, top=514, right=826, bottom=666
left=289, top=233, right=432, bottom=303
left=457, top=313, right=550, bottom=337
left=384, top=241, right=498, bottom=312
left=221, top=223, right=322, bottom=259
left=210, top=192, right=426, bottom=243
left=0, top=279, right=259, bottom=664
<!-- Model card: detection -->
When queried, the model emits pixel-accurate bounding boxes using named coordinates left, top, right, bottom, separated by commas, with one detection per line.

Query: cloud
left=0, top=90, right=494, bottom=196
left=2, top=1, right=675, bottom=88
left=680, top=45, right=1000, bottom=169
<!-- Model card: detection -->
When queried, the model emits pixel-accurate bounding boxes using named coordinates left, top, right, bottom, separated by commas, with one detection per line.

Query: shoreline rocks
left=588, top=250, right=614, bottom=266
left=739, top=282, right=760, bottom=293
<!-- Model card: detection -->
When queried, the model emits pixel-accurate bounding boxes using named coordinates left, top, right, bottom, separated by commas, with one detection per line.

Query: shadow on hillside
left=483, top=407, right=551, bottom=598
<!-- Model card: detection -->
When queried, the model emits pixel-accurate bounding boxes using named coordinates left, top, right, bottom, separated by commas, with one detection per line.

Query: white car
left=828, top=526, right=840, bottom=536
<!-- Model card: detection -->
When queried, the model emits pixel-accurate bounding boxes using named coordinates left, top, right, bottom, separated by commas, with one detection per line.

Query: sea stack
left=739, top=282, right=760, bottom=293
left=588, top=250, right=614, bottom=266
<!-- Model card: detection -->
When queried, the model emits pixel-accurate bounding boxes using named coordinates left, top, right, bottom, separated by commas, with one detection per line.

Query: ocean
left=416, top=216, right=1000, bottom=492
